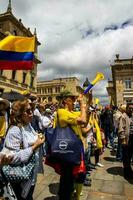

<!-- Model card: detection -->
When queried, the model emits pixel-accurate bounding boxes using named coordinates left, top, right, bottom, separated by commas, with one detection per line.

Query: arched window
left=125, top=78, right=131, bottom=89
left=14, top=30, right=17, bottom=36
left=12, top=70, right=16, bottom=80
left=22, top=72, right=26, bottom=84
left=30, top=76, right=34, bottom=87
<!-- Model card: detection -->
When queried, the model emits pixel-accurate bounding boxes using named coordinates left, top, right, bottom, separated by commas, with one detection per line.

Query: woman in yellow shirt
left=54, top=91, right=88, bottom=200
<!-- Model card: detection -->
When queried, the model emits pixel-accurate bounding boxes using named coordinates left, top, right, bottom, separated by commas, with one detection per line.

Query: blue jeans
left=116, top=139, right=123, bottom=160
left=105, top=127, right=114, bottom=147
left=85, top=143, right=92, bottom=164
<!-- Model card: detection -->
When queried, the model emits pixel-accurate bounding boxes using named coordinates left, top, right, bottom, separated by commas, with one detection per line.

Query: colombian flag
left=0, top=36, right=35, bottom=70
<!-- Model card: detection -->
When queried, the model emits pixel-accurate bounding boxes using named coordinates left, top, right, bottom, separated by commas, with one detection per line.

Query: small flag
left=0, top=36, right=35, bottom=70
left=83, top=72, right=104, bottom=94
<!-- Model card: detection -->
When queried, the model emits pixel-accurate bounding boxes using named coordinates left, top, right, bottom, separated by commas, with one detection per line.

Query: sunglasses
left=24, top=108, right=33, bottom=114
left=128, top=107, right=133, bottom=110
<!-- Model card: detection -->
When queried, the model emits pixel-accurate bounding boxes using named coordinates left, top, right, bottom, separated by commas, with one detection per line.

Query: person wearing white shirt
left=42, top=108, right=53, bottom=129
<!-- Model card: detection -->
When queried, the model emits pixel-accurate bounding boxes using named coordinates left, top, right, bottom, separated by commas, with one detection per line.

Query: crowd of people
left=0, top=92, right=133, bottom=200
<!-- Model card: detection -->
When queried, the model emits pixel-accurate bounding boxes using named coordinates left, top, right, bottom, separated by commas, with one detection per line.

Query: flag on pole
left=0, top=36, right=35, bottom=70
left=83, top=72, right=104, bottom=94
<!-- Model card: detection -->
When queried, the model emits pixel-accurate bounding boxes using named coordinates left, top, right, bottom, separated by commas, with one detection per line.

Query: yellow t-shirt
left=54, top=108, right=83, bottom=141
left=0, top=116, right=6, bottom=138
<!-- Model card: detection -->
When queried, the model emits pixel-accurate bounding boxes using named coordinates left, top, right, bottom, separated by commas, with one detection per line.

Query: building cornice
left=0, top=12, right=32, bottom=35
left=114, top=58, right=133, bottom=62
left=37, top=77, right=79, bottom=84
left=0, top=12, right=41, bottom=45
left=111, top=64, right=133, bottom=68
left=54, top=77, right=79, bottom=81
left=0, top=79, right=36, bottom=94
left=37, top=82, right=66, bottom=87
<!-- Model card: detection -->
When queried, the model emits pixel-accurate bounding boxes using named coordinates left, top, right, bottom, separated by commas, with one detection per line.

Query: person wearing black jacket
left=102, top=106, right=114, bottom=148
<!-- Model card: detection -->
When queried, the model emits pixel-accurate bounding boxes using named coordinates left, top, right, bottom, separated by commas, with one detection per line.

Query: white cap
left=45, top=108, right=52, bottom=113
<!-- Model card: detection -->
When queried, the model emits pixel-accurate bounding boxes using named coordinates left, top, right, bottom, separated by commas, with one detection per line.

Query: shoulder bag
left=2, top=153, right=35, bottom=183
left=49, top=125, right=83, bottom=165
left=2, top=126, right=35, bottom=182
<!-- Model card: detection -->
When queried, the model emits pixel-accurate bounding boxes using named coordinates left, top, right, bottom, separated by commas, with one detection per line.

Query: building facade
left=107, top=54, right=133, bottom=106
left=37, top=77, right=81, bottom=102
left=0, top=0, right=41, bottom=96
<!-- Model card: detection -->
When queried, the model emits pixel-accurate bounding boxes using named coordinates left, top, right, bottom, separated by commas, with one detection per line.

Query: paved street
left=33, top=148, right=133, bottom=200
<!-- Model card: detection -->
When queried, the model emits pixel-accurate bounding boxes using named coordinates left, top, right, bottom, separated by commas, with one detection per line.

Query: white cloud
left=0, top=0, right=133, bottom=104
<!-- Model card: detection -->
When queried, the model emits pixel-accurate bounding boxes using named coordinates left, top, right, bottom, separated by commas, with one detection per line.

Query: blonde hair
left=120, top=104, right=126, bottom=112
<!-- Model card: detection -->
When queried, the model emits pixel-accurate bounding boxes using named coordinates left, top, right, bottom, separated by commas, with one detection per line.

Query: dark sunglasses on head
left=24, top=108, right=33, bottom=114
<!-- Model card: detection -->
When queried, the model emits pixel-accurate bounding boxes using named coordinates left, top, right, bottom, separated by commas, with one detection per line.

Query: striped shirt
left=3, top=124, right=38, bottom=164
left=2, top=123, right=39, bottom=198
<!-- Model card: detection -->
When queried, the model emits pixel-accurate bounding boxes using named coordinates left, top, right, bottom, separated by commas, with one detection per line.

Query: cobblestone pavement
left=33, top=148, right=133, bottom=200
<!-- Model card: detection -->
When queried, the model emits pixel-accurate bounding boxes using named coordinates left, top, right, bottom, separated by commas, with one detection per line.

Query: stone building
left=37, top=77, right=81, bottom=102
left=107, top=54, right=133, bottom=106
left=0, top=0, right=41, bottom=96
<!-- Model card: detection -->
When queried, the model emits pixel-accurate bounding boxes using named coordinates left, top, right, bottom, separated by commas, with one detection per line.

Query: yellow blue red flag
left=0, top=36, right=35, bottom=70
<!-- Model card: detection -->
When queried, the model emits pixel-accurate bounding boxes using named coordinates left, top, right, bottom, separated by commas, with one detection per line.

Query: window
left=12, top=70, right=16, bottom=80
left=0, top=88, right=4, bottom=95
left=22, top=72, right=26, bottom=84
left=0, top=24, right=2, bottom=31
left=55, top=87, right=60, bottom=93
left=48, top=88, right=51, bottom=93
left=125, top=79, right=131, bottom=89
left=30, top=76, right=34, bottom=87
left=43, top=88, right=46, bottom=94
left=126, top=99, right=132, bottom=103
left=58, top=87, right=60, bottom=93
left=14, top=30, right=17, bottom=36
left=47, top=88, right=52, bottom=94
left=0, top=70, right=3, bottom=76
left=38, top=89, right=41, bottom=94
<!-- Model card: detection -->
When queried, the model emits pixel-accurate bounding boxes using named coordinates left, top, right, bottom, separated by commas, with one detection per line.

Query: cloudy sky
left=1, top=0, right=133, bottom=104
